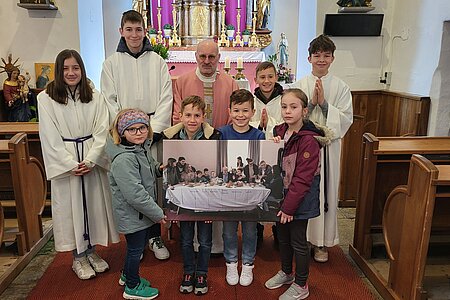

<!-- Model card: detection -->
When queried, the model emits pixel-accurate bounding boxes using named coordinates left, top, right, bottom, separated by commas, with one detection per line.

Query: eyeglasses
left=125, top=125, right=148, bottom=135
left=197, top=54, right=217, bottom=61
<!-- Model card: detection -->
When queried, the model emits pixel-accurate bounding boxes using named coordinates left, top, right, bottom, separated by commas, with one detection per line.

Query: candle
left=237, top=0, right=240, bottom=9
left=158, top=0, right=161, bottom=7
left=253, top=0, right=257, bottom=11
left=224, top=57, right=231, bottom=69
left=237, top=57, right=243, bottom=69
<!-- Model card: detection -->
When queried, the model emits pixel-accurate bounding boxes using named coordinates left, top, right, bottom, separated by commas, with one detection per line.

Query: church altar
left=167, top=47, right=265, bottom=92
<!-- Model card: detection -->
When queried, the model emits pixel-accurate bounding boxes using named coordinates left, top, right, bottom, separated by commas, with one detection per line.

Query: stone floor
left=1, top=208, right=449, bottom=299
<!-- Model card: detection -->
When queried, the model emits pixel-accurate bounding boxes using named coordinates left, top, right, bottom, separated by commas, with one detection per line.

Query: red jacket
left=274, top=121, right=323, bottom=217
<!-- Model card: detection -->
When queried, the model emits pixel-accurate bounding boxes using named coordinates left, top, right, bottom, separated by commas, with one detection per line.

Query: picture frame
left=34, top=63, right=54, bottom=89
left=163, top=140, right=285, bottom=222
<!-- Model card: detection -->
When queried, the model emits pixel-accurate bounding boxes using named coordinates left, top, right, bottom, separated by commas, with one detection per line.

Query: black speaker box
left=324, top=14, right=384, bottom=36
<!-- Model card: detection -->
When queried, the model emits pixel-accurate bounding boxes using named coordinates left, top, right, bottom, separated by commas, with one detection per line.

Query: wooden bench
left=349, top=134, right=450, bottom=300
left=380, top=155, right=449, bottom=299
left=0, top=133, right=47, bottom=254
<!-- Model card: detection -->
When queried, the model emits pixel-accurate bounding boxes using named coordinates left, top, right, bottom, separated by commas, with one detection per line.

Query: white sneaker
left=87, top=252, right=109, bottom=273
left=239, top=264, right=254, bottom=286
left=72, top=257, right=96, bottom=280
left=313, top=246, right=328, bottom=263
left=225, top=262, right=239, bottom=286
left=149, top=236, right=170, bottom=260
left=279, top=283, right=309, bottom=300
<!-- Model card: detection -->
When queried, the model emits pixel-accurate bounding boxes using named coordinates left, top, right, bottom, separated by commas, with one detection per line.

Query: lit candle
left=224, top=57, right=231, bottom=69
left=237, top=0, right=240, bottom=9
left=237, top=57, right=243, bottom=69
left=158, top=0, right=161, bottom=7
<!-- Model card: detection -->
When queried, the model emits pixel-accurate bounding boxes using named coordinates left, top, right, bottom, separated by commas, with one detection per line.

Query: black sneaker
left=194, top=274, right=208, bottom=295
left=179, top=273, right=194, bottom=294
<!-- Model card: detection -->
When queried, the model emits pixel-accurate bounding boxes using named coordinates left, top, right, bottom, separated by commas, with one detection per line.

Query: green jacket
left=106, top=137, right=164, bottom=234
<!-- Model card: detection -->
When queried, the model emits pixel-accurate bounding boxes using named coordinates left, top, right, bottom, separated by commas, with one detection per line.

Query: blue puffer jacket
left=106, top=137, right=164, bottom=234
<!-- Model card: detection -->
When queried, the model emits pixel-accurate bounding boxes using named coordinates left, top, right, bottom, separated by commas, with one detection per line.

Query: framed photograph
left=34, top=63, right=54, bottom=89
left=163, top=140, right=284, bottom=222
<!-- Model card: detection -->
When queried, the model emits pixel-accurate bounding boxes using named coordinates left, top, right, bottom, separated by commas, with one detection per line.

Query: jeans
left=72, top=246, right=95, bottom=258
left=222, top=221, right=257, bottom=265
left=180, top=221, right=212, bottom=275
left=277, top=219, right=309, bottom=286
left=124, top=227, right=151, bottom=288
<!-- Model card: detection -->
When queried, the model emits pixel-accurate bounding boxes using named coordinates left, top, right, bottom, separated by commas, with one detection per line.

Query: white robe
left=38, top=88, right=119, bottom=254
left=292, top=73, right=353, bottom=247
left=250, top=94, right=284, bottom=139
left=100, top=51, right=173, bottom=133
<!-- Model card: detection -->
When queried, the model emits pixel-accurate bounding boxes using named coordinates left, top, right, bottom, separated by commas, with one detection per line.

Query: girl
left=107, top=108, right=167, bottom=300
left=265, top=89, right=331, bottom=300
left=38, top=49, right=119, bottom=280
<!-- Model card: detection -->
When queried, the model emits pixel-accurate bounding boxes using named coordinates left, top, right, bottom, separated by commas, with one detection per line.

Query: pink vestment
left=173, top=70, right=239, bottom=128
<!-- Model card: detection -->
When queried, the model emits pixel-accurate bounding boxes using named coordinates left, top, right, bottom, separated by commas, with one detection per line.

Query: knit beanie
left=118, top=110, right=150, bottom=135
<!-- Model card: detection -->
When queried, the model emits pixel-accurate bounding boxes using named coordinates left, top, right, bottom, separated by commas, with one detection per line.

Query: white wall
left=102, top=0, right=132, bottom=59
left=0, top=0, right=80, bottom=86
left=315, top=0, right=391, bottom=90
left=263, top=0, right=299, bottom=79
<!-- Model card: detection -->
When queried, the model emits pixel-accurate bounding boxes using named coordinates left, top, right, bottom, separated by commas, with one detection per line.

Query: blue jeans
left=124, top=227, right=151, bottom=288
left=222, top=221, right=257, bottom=265
left=180, top=221, right=212, bottom=275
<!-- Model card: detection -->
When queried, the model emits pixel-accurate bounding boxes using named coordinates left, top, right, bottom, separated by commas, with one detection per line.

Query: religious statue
left=257, top=0, right=271, bottom=29
left=277, top=33, right=288, bottom=68
left=1, top=54, right=32, bottom=122
left=337, top=0, right=372, bottom=7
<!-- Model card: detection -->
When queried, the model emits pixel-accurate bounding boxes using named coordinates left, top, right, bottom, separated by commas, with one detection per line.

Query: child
left=250, top=61, right=284, bottom=139
left=265, top=89, right=331, bottom=300
left=101, top=10, right=173, bottom=261
left=202, top=168, right=211, bottom=182
left=162, top=95, right=221, bottom=295
left=107, top=108, right=167, bottom=299
left=38, top=49, right=119, bottom=280
left=219, top=89, right=265, bottom=286
left=292, top=34, right=353, bottom=262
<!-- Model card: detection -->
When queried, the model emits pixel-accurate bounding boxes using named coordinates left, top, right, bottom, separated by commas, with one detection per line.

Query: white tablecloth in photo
left=167, top=50, right=265, bottom=63
left=167, top=184, right=270, bottom=211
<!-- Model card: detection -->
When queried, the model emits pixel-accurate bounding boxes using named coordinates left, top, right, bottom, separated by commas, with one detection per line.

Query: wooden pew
left=0, top=133, right=47, bottom=253
left=381, top=155, right=449, bottom=299
left=349, top=134, right=450, bottom=300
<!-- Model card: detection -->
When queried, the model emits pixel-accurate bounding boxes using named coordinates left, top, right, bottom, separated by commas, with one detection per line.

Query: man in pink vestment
left=172, top=40, right=239, bottom=128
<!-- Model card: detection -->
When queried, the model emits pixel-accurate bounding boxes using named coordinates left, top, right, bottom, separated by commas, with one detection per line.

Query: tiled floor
left=1, top=208, right=449, bottom=299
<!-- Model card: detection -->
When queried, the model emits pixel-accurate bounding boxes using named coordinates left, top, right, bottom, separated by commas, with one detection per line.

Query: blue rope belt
left=62, top=134, right=93, bottom=249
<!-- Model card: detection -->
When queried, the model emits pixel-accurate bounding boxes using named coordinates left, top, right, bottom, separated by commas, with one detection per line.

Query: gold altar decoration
left=233, top=8, right=243, bottom=47
left=170, top=2, right=182, bottom=47
left=218, top=3, right=229, bottom=47
left=176, top=0, right=223, bottom=46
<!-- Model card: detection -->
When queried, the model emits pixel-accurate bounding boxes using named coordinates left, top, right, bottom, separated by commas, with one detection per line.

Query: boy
left=292, top=34, right=353, bottom=263
left=250, top=61, right=284, bottom=139
left=162, top=96, right=220, bottom=295
left=101, top=10, right=173, bottom=261
left=219, top=89, right=265, bottom=287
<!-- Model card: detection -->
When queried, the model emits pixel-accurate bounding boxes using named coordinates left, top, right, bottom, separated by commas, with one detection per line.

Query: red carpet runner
left=28, top=226, right=375, bottom=299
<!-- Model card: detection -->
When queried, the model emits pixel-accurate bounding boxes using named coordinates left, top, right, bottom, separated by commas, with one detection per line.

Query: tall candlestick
left=224, top=57, right=231, bottom=69
left=237, top=57, right=243, bottom=69
left=237, top=0, right=240, bottom=9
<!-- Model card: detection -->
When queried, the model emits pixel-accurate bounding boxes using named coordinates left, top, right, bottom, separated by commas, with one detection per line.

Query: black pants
left=277, top=219, right=309, bottom=286
left=148, top=223, right=161, bottom=239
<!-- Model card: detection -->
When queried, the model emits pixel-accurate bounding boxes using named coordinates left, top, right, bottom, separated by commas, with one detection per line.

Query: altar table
left=166, top=183, right=270, bottom=211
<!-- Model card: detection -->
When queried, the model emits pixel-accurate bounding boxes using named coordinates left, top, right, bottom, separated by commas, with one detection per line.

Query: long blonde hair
left=110, top=108, right=153, bottom=145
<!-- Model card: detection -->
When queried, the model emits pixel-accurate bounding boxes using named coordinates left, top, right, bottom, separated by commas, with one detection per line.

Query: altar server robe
left=38, top=89, right=119, bottom=254
left=293, top=73, right=353, bottom=247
